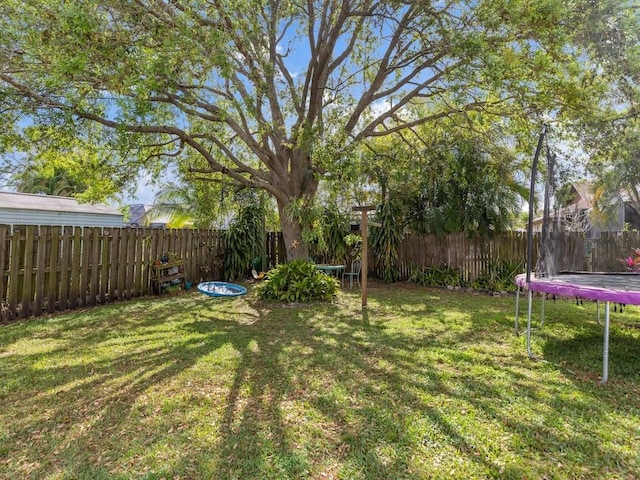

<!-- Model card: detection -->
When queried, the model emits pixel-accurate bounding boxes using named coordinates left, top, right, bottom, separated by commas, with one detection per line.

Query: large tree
left=0, top=0, right=631, bottom=259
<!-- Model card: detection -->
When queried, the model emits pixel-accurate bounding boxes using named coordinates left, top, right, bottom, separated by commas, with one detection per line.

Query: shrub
left=408, top=264, right=468, bottom=288
left=471, top=260, right=523, bottom=292
left=224, top=204, right=265, bottom=280
left=254, top=260, right=339, bottom=303
left=371, top=200, right=403, bottom=283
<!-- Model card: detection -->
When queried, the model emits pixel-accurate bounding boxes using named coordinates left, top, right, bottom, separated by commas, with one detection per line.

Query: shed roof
left=0, top=191, right=120, bottom=216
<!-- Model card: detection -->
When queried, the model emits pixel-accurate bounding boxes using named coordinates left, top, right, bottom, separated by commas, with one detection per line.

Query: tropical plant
left=408, top=265, right=468, bottom=288
left=144, top=183, right=197, bottom=228
left=618, top=248, right=640, bottom=272
left=590, top=118, right=640, bottom=229
left=471, top=260, right=524, bottom=293
left=353, top=113, right=528, bottom=238
left=223, top=203, right=265, bottom=280
left=11, top=164, right=87, bottom=197
left=316, top=209, right=349, bottom=265
left=254, top=260, right=339, bottom=303
left=370, top=199, right=403, bottom=283
left=405, top=137, right=524, bottom=237
left=344, top=233, right=362, bottom=260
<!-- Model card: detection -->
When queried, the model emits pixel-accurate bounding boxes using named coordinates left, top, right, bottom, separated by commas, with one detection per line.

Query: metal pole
left=526, top=125, right=547, bottom=284
left=526, top=290, right=534, bottom=358
left=601, top=302, right=610, bottom=384
left=515, top=287, right=521, bottom=335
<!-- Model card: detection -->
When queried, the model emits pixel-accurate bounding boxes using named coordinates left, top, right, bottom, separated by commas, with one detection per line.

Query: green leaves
left=370, top=200, right=403, bottom=284
left=254, top=260, right=339, bottom=303
left=224, top=203, right=266, bottom=280
left=408, top=265, right=468, bottom=288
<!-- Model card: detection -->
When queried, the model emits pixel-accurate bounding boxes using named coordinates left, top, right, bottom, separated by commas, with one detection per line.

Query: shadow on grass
left=1, top=286, right=639, bottom=479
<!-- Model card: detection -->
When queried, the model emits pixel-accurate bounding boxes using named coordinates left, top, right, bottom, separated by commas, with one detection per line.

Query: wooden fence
left=0, top=225, right=224, bottom=321
left=382, top=231, right=640, bottom=282
left=2, top=225, right=640, bottom=321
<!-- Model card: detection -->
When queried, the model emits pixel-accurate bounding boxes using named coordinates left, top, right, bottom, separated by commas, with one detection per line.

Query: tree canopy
left=1, top=0, right=636, bottom=258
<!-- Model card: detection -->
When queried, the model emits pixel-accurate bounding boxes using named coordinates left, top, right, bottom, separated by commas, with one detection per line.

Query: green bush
left=224, top=204, right=265, bottom=280
left=408, top=264, right=468, bottom=288
left=371, top=200, right=403, bottom=283
left=471, top=260, right=523, bottom=292
left=254, top=260, right=339, bottom=303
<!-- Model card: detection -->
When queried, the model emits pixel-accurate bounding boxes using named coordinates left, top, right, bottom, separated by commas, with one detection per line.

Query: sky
left=123, top=178, right=157, bottom=205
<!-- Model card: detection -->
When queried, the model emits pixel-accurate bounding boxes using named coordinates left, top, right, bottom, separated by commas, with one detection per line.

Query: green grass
left=1, top=283, right=640, bottom=479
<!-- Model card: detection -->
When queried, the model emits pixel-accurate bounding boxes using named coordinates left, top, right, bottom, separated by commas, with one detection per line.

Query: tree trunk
left=277, top=198, right=310, bottom=261
left=271, top=146, right=320, bottom=261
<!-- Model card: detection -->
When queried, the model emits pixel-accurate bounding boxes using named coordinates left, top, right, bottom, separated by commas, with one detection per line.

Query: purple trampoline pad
left=515, top=272, right=640, bottom=305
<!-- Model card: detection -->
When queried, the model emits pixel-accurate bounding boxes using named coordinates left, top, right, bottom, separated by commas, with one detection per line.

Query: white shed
left=0, top=191, right=123, bottom=227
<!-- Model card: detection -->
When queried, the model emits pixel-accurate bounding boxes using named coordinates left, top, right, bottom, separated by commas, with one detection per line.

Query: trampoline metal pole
left=526, top=125, right=547, bottom=285
left=515, top=287, right=521, bottom=335
left=526, top=290, right=534, bottom=358
left=601, top=302, right=610, bottom=384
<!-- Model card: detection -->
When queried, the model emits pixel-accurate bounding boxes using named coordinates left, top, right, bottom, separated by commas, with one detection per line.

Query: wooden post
left=352, top=206, right=376, bottom=307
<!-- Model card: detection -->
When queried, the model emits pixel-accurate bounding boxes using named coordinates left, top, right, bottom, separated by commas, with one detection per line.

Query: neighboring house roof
left=127, top=203, right=152, bottom=226
left=530, top=181, right=633, bottom=235
left=0, top=191, right=123, bottom=227
left=532, top=181, right=594, bottom=224
left=566, top=181, right=593, bottom=210
left=127, top=204, right=171, bottom=227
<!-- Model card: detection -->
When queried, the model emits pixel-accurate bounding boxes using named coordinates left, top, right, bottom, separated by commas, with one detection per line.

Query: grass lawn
left=1, top=283, right=639, bottom=479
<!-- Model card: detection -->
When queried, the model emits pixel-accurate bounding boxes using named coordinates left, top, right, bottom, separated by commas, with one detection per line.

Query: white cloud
left=370, top=99, right=392, bottom=118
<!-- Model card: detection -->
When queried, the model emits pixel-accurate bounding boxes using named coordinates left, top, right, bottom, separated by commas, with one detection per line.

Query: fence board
left=99, top=229, right=110, bottom=303
left=59, top=227, right=72, bottom=311
left=89, top=227, right=101, bottom=306
left=126, top=229, right=137, bottom=297
left=46, top=227, right=61, bottom=313
left=117, top=228, right=128, bottom=298
left=69, top=227, right=82, bottom=309
left=133, top=228, right=144, bottom=295
left=20, top=226, right=36, bottom=317
left=7, top=228, right=22, bottom=317
left=0, top=226, right=7, bottom=312
left=33, top=226, right=48, bottom=316
left=107, top=228, right=119, bottom=300
left=80, top=228, right=91, bottom=307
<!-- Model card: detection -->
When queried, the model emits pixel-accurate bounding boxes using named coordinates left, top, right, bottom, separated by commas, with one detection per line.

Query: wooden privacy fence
left=385, top=231, right=640, bottom=282
left=0, top=225, right=224, bottom=321
left=375, top=231, right=530, bottom=282
left=3, top=225, right=640, bottom=321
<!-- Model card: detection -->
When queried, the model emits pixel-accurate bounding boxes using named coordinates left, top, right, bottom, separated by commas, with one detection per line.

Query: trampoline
left=515, top=272, right=640, bottom=384
left=197, top=281, right=247, bottom=297
left=515, top=125, right=640, bottom=384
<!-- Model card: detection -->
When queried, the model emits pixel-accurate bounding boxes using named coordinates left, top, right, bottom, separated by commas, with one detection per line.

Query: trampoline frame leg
left=515, top=287, right=521, bottom=335
left=601, top=302, right=610, bottom=384
left=515, top=282, right=611, bottom=384
left=526, top=290, right=534, bottom=358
